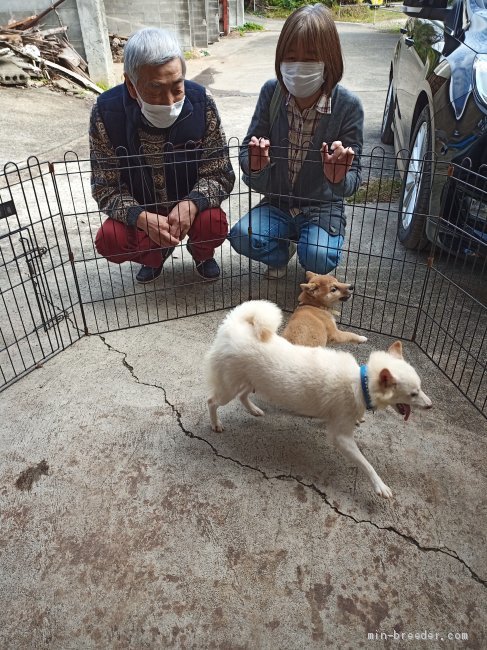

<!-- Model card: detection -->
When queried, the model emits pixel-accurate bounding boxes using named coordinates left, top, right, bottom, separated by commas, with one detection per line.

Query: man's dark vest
left=96, top=80, right=207, bottom=207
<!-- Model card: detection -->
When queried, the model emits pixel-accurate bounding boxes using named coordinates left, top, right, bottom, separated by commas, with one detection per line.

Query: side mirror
left=402, top=0, right=451, bottom=20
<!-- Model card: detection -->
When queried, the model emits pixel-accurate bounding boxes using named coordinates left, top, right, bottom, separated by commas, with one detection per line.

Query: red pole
left=221, top=0, right=229, bottom=36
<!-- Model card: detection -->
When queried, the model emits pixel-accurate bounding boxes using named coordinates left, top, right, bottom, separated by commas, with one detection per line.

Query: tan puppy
left=282, top=272, right=367, bottom=347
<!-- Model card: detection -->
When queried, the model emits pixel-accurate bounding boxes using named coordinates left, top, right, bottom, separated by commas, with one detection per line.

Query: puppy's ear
left=300, top=282, right=318, bottom=294
left=388, top=341, right=403, bottom=359
left=379, top=368, right=396, bottom=390
left=305, top=271, right=317, bottom=281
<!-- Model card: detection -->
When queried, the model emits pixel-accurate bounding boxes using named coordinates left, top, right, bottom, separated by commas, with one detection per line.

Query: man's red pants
left=95, top=208, right=228, bottom=267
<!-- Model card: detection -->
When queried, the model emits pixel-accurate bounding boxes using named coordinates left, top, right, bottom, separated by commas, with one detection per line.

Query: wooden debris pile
left=109, top=34, right=127, bottom=64
left=0, top=0, right=102, bottom=93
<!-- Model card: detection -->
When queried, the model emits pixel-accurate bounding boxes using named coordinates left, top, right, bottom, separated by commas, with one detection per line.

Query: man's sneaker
left=195, top=257, right=220, bottom=279
left=187, top=242, right=220, bottom=280
left=135, top=247, right=174, bottom=284
left=264, top=241, right=297, bottom=280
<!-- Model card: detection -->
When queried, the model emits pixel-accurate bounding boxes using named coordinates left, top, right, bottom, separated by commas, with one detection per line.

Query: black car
left=381, top=0, right=487, bottom=253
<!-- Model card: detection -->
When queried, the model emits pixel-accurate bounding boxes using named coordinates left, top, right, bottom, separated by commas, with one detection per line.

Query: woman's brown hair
left=275, top=3, right=343, bottom=97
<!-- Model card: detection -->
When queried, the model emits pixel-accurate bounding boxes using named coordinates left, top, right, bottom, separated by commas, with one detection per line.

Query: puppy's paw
left=374, top=481, right=393, bottom=499
left=355, top=416, right=365, bottom=426
left=249, top=405, right=264, bottom=417
left=212, top=420, right=224, bottom=433
left=358, top=336, right=368, bottom=343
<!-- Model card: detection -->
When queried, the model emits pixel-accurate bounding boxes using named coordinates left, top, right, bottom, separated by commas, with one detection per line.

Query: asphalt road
left=187, top=21, right=400, bottom=153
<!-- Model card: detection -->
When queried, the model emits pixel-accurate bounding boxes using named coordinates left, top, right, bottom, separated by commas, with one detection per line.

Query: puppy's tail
left=228, top=300, right=282, bottom=343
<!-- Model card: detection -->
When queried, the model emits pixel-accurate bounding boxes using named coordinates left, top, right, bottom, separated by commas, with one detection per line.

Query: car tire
left=397, top=105, right=432, bottom=250
left=380, top=77, right=394, bottom=145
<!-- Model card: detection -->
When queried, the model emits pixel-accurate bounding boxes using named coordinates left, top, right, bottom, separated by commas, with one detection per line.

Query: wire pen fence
left=0, top=142, right=486, bottom=416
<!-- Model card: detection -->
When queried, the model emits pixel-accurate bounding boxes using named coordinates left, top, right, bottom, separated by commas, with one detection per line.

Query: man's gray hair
left=124, top=27, right=186, bottom=83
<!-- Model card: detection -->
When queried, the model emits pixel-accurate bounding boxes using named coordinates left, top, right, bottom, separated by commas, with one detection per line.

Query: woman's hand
left=321, top=141, right=355, bottom=184
left=248, top=136, right=271, bottom=172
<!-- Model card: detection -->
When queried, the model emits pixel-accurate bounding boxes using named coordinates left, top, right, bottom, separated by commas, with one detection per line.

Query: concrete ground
left=1, top=18, right=486, bottom=649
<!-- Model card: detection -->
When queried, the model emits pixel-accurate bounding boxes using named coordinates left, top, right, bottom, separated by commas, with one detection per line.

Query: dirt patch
left=15, top=459, right=49, bottom=491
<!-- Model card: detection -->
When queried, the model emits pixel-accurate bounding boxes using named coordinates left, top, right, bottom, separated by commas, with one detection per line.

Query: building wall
left=228, top=0, right=244, bottom=28
left=206, top=0, right=220, bottom=44
left=187, top=0, right=208, bottom=49
left=104, top=0, right=243, bottom=47
left=1, top=0, right=245, bottom=61
left=104, top=0, right=192, bottom=47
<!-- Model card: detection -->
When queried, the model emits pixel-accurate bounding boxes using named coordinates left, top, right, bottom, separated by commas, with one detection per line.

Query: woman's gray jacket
left=239, top=79, right=364, bottom=238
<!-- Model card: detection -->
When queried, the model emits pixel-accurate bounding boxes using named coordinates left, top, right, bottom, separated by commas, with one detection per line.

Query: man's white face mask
left=280, top=61, right=325, bottom=99
left=136, top=92, right=185, bottom=129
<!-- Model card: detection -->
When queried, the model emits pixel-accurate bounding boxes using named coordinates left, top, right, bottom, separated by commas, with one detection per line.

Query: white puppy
left=206, top=300, right=432, bottom=498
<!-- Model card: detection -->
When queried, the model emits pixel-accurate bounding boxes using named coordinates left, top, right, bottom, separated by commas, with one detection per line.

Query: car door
left=394, top=15, right=446, bottom=152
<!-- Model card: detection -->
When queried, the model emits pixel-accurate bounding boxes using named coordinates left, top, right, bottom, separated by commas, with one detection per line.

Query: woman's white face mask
left=280, top=61, right=325, bottom=99
left=136, top=92, right=185, bottom=129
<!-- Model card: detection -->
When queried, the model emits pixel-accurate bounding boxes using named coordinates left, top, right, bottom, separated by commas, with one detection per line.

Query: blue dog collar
left=360, top=365, right=374, bottom=411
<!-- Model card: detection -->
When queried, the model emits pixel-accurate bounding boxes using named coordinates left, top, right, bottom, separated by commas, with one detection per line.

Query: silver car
left=381, top=0, right=487, bottom=254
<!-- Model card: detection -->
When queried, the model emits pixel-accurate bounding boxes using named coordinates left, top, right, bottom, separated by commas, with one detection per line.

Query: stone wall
left=1, top=0, right=245, bottom=70
left=104, top=0, right=244, bottom=48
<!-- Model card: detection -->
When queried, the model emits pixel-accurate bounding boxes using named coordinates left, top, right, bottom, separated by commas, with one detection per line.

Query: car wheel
left=397, top=105, right=432, bottom=250
left=380, top=77, right=394, bottom=145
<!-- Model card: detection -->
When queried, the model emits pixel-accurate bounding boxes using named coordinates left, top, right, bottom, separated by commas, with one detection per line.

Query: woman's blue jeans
left=229, top=204, right=344, bottom=273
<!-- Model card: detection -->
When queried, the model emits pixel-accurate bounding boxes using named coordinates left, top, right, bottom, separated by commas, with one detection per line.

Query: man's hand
left=321, top=141, right=355, bottom=184
left=167, top=200, right=199, bottom=240
left=136, top=211, right=180, bottom=248
left=249, top=136, right=271, bottom=172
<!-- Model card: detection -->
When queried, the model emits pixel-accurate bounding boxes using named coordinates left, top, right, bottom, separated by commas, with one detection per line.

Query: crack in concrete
left=99, top=335, right=487, bottom=590
left=276, top=474, right=487, bottom=589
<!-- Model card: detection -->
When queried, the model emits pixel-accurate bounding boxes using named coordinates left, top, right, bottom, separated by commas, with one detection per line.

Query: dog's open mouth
left=339, top=295, right=351, bottom=302
left=395, top=403, right=411, bottom=421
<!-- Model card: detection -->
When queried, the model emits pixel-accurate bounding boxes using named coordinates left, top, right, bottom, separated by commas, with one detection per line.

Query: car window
left=463, top=0, right=469, bottom=29
left=443, top=0, right=464, bottom=39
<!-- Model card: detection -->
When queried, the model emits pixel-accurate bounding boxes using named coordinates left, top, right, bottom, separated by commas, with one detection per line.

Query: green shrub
left=266, top=0, right=333, bottom=12
left=259, top=0, right=397, bottom=21
left=347, top=178, right=402, bottom=204
left=267, top=0, right=306, bottom=9
left=263, top=0, right=357, bottom=18
left=233, top=21, right=265, bottom=32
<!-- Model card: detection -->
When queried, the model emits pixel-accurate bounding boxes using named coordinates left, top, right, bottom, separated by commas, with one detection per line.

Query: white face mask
left=280, top=61, right=325, bottom=99
left=137, top=93, right=185, bottom=129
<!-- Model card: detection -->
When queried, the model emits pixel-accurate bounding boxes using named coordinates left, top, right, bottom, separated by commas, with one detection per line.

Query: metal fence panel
left=0, top=146, right=485, bottom=418
left=0, top=159, right=86, bottom=389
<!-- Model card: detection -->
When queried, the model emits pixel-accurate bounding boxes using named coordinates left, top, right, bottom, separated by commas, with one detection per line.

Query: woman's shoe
left=264, top=242, right=297, bottom=280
